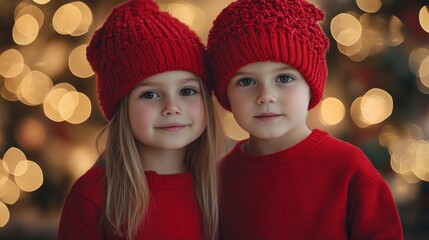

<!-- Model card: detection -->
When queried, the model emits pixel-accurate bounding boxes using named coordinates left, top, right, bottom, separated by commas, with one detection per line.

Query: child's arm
left=347, top=175, right=403, bottom=240
left=58, top=191, right=105, bottom=239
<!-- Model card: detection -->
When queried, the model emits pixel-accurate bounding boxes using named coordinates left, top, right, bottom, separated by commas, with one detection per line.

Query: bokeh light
left=33, top=0, right=51, bottom=4
left=52, top=3, right=82, bottom=35
left=319, top=97, right=345, bottom=126
left=331, top=13, right=362, bottom=46
left=69, top=2, right=93, bottom=37
left=356, top=0, right=382, bottom=13
left=419, top=5, right=429, bottom=33
left=14, top=160, right=44, bottom=192
left=222, top=111, right=248, bottom=141
left=14, top=4, right=44, bottom=30
left=360, top=88, right=393, bottom=125
left=13, top=14, right=39, bottom=45
left=43, top=83, right=77, bottom=122
left=18, top=70, right=53, bottom=106
left=0, top=49, right=25, bottom=78
left=69, top=44, right=94, bottom=78
left=0, top=202, right=9, bottom=227
left=161, top=2, right=207, bottom=37
left=3, top=147, right=27, bottom=176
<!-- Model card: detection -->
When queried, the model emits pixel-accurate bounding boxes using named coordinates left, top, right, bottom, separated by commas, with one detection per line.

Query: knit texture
left=87, top=0, right=208, bottom=119
left=207, top=0, right=330, bottom=110
left=218, top=129, right=403, bottom=239
left=58, top=167, right=203, bottom=239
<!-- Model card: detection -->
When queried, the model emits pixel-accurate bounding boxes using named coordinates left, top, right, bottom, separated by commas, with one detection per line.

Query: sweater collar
left=230, top=129, right=328, bottom=168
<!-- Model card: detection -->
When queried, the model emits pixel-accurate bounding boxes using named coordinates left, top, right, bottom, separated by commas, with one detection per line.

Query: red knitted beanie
left=207, top=0, right=330, bottom=110
left=87, top=0, right=208, bottom=119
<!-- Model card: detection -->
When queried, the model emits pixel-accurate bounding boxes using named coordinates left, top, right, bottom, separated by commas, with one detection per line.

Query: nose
left=256, top=85, right=276, bottom=104
left=162, top=97, right=182, bottom=116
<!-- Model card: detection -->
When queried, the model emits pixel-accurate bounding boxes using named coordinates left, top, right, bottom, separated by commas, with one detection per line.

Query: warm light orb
left=360, top=88, right=393, bottom=125
left=15, top=4, right=44, bottom=30
left=409, top=48, right=429, bottom=77
left=43, top=83, right=77, bottom=122
left=69, top=44, right=94, bottom=78
left=331, top=13, right=362, bottom=46
left=390, top=140, right=415, bottom=175
left=0, top=179, right=20, bottom=205
left=222, top=111, right=249, bottom=141
left=2, top=147, right=27, bottom=176
left=337, top=38, right=363, bottom=57
left=350, top=97, right=370, bottom=128
left=379, top=125, right=399, bottom=148
left=320, top=97, right=345, bottom=126
left=0, top=160, right=9, bottom=185
left=418, top=56, right=429, bottom=80
left=419, top=6, right=429, bottom=33
left=69, top=2, right=93, bottom=36
left=52, top=3, right=82, bottom=35
left=356, top=0, right=382, bottom=13
left=0, top=201, right=10, bottom=227
left=18, top=70, right=53, bottom=106
left=59, top=92, right=92, bottom=124
left=0, top=49, right=25, bottom=78
left=13, top=14, right=39, bottom=45
left=14, top=161, right=44, bottom=192
left=3, top=65, right=30, bottom=95
left=161, top=3, right=207, bottom=37
left=33, top=0, right=51, bottom=5
left=388, top=16, right=404, bottom=46
left=60, top=92, right=92, bottom=124
left=412, top=141, right=429, bottom=182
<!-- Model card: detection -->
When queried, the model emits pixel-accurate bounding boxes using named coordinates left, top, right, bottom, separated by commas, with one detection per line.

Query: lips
left=156, top=123, right=188, bottom=132
left=255, top=113, right=282, bottom=121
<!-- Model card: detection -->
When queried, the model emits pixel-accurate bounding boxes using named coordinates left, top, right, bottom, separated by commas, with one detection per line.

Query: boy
left=207, top=0, right=403, bottom=239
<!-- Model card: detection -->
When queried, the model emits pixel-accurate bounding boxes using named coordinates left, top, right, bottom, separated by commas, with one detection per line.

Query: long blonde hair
left=96, top=78, right=225, bottom=240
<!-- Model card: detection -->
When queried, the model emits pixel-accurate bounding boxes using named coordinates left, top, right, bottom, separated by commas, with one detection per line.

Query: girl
left=207, top=0, right=403, bottom=239
left=58, top=0, right=224, bottom=239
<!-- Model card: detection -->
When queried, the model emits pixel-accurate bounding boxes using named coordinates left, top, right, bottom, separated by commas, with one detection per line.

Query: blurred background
left=0, top=0, right=428, bottom=239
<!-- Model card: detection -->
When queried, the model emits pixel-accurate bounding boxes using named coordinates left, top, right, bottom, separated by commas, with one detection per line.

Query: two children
left=59, top=0, right=403, bottom=239
left=58, top=0, right=224, bottom=239
left=207, top=0, right=403, bottom=239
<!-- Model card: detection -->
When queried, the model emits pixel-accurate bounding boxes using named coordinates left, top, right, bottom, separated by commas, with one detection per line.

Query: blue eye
left=140, top=91, right=159, bottom=99
left=277, top=74, right=294, bottom=83
left=237, top=78, right=255, bottom=86
left=180, top=87, right=197, bottom=96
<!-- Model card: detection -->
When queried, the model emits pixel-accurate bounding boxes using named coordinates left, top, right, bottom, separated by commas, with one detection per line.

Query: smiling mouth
left=156, top=124, right=187, bottom=132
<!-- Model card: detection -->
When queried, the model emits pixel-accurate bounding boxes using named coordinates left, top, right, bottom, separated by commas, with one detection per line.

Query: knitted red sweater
left=219, top=129, right=403, bottom=240
left=58, top=167, right=203, bottom=240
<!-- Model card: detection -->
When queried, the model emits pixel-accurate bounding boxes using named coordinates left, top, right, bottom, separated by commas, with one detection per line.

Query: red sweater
left=58, top=167, right=203, bottom=240
left=219, top=129, right=403, bottom=240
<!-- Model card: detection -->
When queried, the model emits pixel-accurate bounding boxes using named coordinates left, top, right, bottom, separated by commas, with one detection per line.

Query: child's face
left=128, top=70, right=206, bottom=152
left=227, top=61, right=310, bottom=141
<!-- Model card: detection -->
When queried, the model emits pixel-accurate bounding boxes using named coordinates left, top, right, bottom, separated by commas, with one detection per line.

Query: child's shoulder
left=318, top=130, right=366, bottom=156
left=68, top=166, right=105, bottom=206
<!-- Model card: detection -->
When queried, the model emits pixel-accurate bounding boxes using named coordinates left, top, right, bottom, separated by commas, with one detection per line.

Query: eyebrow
left=232, top=66, right=296, bottom=78
left=136, top=77, right=199, bottom=87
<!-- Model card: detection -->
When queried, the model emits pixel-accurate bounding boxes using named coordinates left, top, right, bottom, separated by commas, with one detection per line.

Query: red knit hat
left=207, top=0, right=330, bottom=110
left=87, top=0, right=208, bottom=119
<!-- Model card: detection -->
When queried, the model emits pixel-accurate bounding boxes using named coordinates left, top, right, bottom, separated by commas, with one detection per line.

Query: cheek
left=227, top=88, right=246, bottom=109
left=128, top=104, right=153, bottom=131
left=188, top=98, right=206, bottom=126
